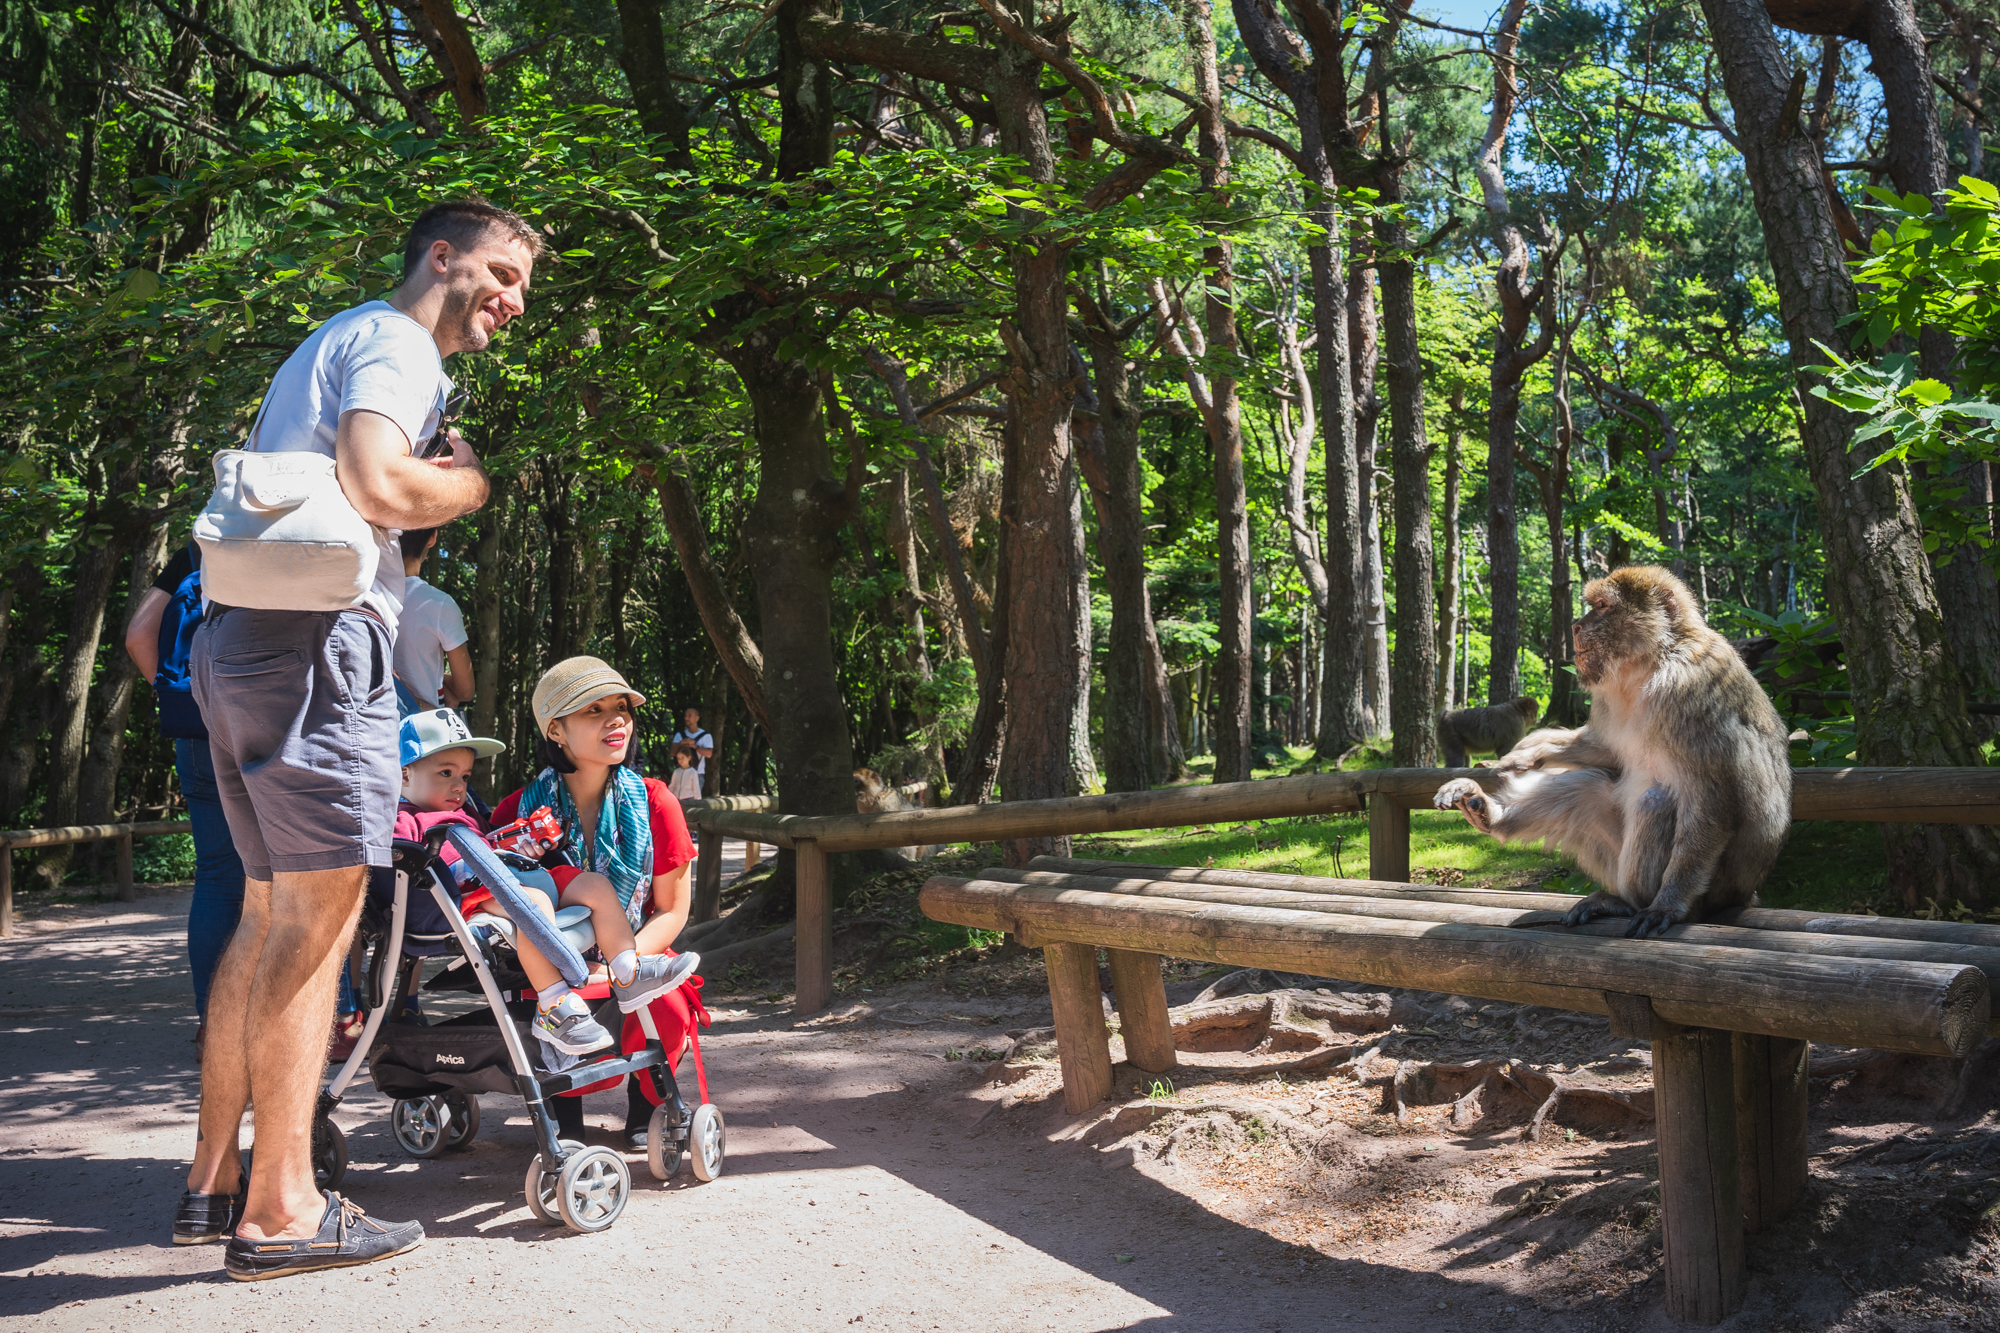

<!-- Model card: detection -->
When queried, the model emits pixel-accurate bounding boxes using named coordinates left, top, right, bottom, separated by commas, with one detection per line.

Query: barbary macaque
left=1433, top=566, right=1791, bottom=938
left=1437, top=696, right=1541, bottom=768
left=855, top=768, right=935, bottom=860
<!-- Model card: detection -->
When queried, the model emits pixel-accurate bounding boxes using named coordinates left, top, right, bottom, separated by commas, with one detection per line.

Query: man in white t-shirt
left=393, top=528, right=472, bottom=716
left=183, top=200, right=541, bottom=1280
left=672, top=707, right=715, bottom=786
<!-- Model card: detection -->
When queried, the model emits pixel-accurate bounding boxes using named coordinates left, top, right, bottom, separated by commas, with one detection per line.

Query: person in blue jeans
left=125, top=544, right=248, bottom=1029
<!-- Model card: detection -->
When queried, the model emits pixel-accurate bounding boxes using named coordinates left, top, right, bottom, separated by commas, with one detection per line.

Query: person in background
left=667, top=745, right=703, bottom=808
left=671, top=706, right=714, bottom=791
left=393, top=527, right=473, bottom=717
left=123, top=543, right=247, bottom=1040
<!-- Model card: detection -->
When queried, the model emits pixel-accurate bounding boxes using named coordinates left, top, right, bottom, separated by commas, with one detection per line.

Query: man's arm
left=695, top=733, right=714, bottom=761
left=440, top=642, right=475, bottom=706
left=335, top=409, right=489, bottom=529
left=124, top=588, right=170, bottom=683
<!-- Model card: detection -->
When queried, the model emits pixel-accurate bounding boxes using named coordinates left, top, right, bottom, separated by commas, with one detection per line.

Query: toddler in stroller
left=392, top=711, right=696, bottom=1051
left=309, top=713, right=721, bottom=1232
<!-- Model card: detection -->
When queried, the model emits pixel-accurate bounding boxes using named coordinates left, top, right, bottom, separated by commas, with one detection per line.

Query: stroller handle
left=445, top=826, right=593, bottom=987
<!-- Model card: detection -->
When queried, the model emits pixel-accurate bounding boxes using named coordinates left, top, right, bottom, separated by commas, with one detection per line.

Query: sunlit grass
left=1084, top=746, right=1897, bottom=915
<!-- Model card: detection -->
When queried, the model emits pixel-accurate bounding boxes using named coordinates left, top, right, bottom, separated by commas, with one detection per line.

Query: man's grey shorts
left=192, top=607, right=398, bottom=882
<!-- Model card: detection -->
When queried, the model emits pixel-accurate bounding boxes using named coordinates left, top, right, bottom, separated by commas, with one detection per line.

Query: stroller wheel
left=391, top=1096, right=452, bottom=1159
left=444, top=1092, right=481, bottom=1148
left=646, top=1101, right=686, bottom=1182
left=312, top=1119, right=348, bottom=1190
left=556, top=1146, right=631, bottom=1232
left=524, top=1139, right=586, bottom=1224
left=689, top=1103, right=726, bottom=1183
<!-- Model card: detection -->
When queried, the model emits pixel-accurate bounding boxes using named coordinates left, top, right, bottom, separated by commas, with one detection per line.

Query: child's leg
left=472, top=883, right=560, bottom=992
left=560, top=871, right=696, bottom=1011
left=556, top=872, right=637, bottom=958
left=488, top=872, right=615, bottom=1054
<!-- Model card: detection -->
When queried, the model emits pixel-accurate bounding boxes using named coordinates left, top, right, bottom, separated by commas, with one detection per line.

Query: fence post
left=1368, top=796, right=1411, bottom=882
left=693, top=817, right=723, bottom=925
left=1, top=841, right=10, bottom=937
left=116, top=829, right=135, bottom=903
left=1733, top=1033, right=1809, bottom=1233
left=794, top=839, right=833, bottom=1015
left=1044, top=940, right=1114, bottom=1114
left=1654, top=1017, right=1748, bottom=1324
left=1105, top=948, right=1176, bottom=1075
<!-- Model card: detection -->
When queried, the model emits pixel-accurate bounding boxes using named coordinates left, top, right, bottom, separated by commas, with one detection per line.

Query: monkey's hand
left=1624, top=904, right=1688, bottom=940
left=1493, top=744, right=1556, bottom=775
left=1561, top=890, right=1633, bottom=928
left=1433, top=778, right=1496, bottom=835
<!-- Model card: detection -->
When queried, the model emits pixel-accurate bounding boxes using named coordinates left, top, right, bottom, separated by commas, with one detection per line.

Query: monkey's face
left=1573, top=582, right=1652, bottom=685
left=1574, top=568, right=1685, bottom=684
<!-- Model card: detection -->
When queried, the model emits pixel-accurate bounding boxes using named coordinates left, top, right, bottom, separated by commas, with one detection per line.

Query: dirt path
left=0, top=888, right=1564, bottom=1333
left=3, top=888, right=1995, bottom=1333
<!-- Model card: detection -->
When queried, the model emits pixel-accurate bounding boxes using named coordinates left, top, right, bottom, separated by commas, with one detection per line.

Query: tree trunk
left=1186, top=0, right=1253, bottom=785
left=729, top=341, right=859, bottom=823
left=709, top=0, right=857, bottom=835
left=612, top=0, right=697, bottom=165
left=1701, top=0, right=2000, bottom=908
left=867, top=348, right=991, bottom=683
left=1349, top=259, right=1391, bottom=738
left=42, top=440, right=143, bottom=884
left=1860, top=0, right=2000, bottom=731
left=640, top=457, right=770, bottom=734
left=1438, top=398, right=1464, bottom=711
left=1230, top=0, right=1365, bottom=760
left=1477, top=0, right=1552, bottom=706
left=953, top=414, right=1011, bottom=807
left=1077, top=305, right=1184, bottom=793
left=989, top=45, right=1088, bottom=862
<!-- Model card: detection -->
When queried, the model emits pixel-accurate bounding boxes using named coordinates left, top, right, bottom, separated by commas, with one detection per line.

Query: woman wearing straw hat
left=489, top=656, right=702, bottom=1143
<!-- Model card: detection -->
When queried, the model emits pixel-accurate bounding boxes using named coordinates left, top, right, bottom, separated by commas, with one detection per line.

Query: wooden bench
left=919, top=863, right=1997, bottom=1324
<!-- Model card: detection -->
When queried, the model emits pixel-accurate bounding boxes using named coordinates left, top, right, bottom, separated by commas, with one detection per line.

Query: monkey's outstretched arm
left=1494, top=725, right=1620, bottom=775
left=1434, top=770, right=1624, bottom=888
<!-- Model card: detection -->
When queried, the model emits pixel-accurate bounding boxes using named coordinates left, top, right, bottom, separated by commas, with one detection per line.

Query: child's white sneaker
left=612, top=952, right=700, bottom=1013
left=534, top=993, right=615, bottom=1055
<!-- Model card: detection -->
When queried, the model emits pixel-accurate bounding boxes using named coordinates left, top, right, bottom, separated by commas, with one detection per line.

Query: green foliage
left=133, top=833, right=197, bottom=883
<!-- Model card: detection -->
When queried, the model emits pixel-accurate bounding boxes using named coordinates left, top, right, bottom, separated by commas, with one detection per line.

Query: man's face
left=430, top=232, right=534, bottom=354
left=684, top=709, right=700, bottom=733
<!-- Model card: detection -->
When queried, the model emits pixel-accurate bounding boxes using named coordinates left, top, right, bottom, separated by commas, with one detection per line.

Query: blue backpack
left=155, top=563, right=208, bottom=739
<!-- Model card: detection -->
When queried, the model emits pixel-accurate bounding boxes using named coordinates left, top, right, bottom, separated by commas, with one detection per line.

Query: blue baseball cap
left=399, top=709, right=506, bottom=767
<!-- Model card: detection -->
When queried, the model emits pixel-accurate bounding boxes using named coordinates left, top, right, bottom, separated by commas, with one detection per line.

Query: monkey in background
left=854, top=767, right=937, bottom=860
left=1438, top=696, right=1541, bottom=768
left=1433, top=566, right=1792, bottom=938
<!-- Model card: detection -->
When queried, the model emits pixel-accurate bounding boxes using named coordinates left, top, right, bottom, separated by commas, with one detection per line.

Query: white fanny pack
left=194, top=402, right=382, bottom=610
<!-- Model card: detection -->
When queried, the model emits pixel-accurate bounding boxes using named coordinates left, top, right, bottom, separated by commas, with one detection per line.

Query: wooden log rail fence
left=684, top=766, right=2000, bottom=1012
left=683, top=765, right=2000, bottom=1323
left=0, top=820, right=195, bottom=936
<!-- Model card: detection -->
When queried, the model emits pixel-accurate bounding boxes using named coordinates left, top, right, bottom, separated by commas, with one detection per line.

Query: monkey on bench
left=1432, top=566, right=1792, bottom=939
left=1437, top=696, right=1541, bottom=768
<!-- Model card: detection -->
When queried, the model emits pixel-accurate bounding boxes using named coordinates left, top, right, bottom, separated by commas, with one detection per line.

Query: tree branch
left=149, top=0, right=387, bottom=125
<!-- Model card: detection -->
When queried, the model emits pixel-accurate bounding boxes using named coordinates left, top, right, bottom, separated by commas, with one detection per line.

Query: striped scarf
left=522, top=764, right=653, bottom=927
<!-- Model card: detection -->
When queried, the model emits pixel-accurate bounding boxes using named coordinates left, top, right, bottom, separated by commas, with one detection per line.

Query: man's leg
left=185, top=874, right=270, bottom=1196
left=234, top=866, right=368, bottom=1241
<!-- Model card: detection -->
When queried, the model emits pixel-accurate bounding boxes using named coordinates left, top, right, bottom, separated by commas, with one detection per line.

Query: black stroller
left=310, top=822, right=725, bottom=1232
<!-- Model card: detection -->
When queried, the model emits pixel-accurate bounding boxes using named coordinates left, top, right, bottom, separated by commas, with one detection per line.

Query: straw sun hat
left=531, top=656, right=647, bottom=732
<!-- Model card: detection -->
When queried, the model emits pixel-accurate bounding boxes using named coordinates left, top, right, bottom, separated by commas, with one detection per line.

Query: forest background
left=7, top=0, right=2000, bottom=911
